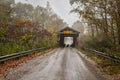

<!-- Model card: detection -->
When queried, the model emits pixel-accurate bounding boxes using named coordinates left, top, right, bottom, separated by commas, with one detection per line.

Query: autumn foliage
left=0, top=1, right=66, bottom=56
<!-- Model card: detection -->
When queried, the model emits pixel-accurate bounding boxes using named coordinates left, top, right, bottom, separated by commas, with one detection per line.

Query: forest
left=70, top=0, right=120, bottom=58
left=0, top=0, right=120, bottom=58
left=0, top=0, right=120, bottom=78
left=0, top=0, right=67, bottom=56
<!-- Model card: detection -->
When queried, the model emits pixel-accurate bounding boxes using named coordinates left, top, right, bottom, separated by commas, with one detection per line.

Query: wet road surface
left=5, top=48, right=109, bottom=80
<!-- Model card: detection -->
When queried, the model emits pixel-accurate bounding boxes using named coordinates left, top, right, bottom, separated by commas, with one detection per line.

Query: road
left=4, top=48, right=110, bottom=80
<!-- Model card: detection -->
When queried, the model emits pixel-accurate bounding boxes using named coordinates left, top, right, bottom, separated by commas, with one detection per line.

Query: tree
left=13, top=2, right=34, bottom=20
left=69, top=0, right=120, bottom=50
left=72, top=20, right=84, bottom=35
left=0, top=0, right=15, bottom=22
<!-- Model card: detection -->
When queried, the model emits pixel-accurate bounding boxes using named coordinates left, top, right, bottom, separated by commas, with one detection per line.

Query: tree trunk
left=116, top=1, right=120, bottom=45
left=91, top=24, right=95, bottom=37
left=95, top=25, right=99, bottom=36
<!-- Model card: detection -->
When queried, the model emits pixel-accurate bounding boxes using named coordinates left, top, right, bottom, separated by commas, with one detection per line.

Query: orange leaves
left=14, top=19, right=32, bottom=27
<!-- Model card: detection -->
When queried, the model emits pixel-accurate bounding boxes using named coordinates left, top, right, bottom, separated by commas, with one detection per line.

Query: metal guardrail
left=85, top=48, right=120, bottom=63
left=0, top=47, right=49, bottom=63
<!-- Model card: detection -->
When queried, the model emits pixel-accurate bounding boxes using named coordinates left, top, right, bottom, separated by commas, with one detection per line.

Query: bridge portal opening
left=58, top=27, right=80, bottom=47
left=64, top=37, right=73, bottom=47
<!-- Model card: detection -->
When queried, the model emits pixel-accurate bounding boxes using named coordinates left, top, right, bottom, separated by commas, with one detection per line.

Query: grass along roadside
left=0, top=48, right=54, bottom=77
left=77, top=47, right=120, bottom=80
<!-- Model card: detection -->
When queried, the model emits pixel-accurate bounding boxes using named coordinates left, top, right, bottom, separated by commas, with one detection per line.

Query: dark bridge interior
left=58, top=27, right=79, bottom=47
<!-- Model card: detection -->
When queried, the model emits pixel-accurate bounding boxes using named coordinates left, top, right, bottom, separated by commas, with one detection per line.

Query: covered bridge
left=58, top=27, right=80, bottom=47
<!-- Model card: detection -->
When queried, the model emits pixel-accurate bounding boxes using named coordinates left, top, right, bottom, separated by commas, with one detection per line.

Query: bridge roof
left=59, top=27, right=80, bottom=33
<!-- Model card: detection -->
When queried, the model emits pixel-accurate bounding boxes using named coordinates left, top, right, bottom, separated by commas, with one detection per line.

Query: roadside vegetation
left=70, top=0, right=120, bottom=78
left=0, top=1, right=67, bottom=56
left=78, top=48, right=120, bottom=79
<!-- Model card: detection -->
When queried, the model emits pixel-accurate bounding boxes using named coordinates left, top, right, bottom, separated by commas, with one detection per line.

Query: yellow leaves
left=19, top=16, right=25, bottom=22
left=21, top=33, right=32, bottom=41
left=14, top=19, right=32, bottom=27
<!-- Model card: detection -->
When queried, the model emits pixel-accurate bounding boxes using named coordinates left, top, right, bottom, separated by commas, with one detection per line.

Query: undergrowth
left=77, top=47, right=120, bottom=76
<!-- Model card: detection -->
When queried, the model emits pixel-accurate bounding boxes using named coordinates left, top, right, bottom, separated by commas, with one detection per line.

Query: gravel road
left=4, top=48, right=112, bottom=80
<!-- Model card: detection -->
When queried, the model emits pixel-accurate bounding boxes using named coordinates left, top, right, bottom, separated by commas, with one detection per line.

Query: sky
left=15, top=0, right=79, bottom=27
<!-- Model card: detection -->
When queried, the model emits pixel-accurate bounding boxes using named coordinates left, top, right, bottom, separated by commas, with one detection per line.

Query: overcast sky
left=15, top=0, right=79, bottom=27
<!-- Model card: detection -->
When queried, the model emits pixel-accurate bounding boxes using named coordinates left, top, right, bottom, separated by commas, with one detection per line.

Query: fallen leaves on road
left=0, top=48, right=53, bottom=77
